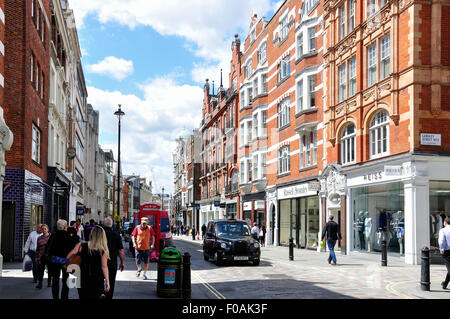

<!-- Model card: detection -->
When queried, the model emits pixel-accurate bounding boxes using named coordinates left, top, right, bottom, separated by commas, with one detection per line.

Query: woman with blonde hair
left=67, top=225, right=110, bottom=299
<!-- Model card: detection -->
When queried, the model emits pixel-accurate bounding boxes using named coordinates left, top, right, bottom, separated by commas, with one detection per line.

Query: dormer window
left=250, top=29, right=256, bottom=43
left=258, top=42, right=267, bottom=64
left=280, top=15, right=289, bottom=41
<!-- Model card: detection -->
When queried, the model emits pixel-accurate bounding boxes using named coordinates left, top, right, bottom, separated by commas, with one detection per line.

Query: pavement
left=0, top=234, right=449, bottom=300
left=174, top=233, right=450, bottom=299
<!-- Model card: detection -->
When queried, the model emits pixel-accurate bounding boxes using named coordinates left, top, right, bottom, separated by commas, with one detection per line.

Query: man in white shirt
left=438, top=217, right=450, bottom=290
left=251, top=223, right=260, bottom=241
left=24, top=224, right=42, bottom=283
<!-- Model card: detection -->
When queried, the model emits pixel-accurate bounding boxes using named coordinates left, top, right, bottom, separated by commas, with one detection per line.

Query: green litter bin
left=157, top=247, right=182, bottom=298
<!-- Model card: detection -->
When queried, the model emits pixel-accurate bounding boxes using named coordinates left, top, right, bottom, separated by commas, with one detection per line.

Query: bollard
left=381, top=239, right=387, bottom=266
left=182, top=252, right=191, bottom=299
left=289, top=237, right=294, bottom=261
left=421, top=247, right=430, bottom=291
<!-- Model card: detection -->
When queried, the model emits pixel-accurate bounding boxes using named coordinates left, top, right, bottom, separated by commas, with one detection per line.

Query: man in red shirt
left=131, top=217, right=155, bottom=280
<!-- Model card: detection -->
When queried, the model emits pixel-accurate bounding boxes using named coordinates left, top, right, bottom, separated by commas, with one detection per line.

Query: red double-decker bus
left=135, top=202, right=172, bottom=261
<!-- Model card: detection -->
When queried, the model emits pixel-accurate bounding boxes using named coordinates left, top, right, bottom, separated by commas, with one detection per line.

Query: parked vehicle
left=203, top=219, right=260, bottom=266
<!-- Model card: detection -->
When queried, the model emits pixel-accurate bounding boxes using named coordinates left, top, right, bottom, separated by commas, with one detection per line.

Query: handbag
left=64, top=245, right=82, bottom=270
left=22, top=254, right=32, bottom=272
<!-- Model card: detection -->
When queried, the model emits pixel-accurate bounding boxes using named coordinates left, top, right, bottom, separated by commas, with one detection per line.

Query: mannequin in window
left=393, top=211, right=404, bottom=256
left=364, top=212, right=372, bottom=252
left=357, top=211, right=366, bottom=250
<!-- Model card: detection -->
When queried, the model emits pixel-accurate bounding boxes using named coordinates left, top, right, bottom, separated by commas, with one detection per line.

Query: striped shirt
left=438, top=225, right=450, bottom=254
left=36, top=234, right=51, bottom=263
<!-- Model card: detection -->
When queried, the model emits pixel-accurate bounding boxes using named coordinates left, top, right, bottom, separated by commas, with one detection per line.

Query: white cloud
left=87, top=76, right=203, bottom=193
left=86, top=56, right=134, bottom=81
left=70, top=0, right=274, bottom=84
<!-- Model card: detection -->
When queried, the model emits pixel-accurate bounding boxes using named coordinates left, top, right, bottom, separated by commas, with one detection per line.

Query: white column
left=0, top=107, right=13, bottom=276
left=403, top=177, right=429, bottom=265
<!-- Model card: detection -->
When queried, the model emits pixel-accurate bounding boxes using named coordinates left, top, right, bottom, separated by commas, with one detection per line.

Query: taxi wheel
left=203, top=252, right=209, bottom=261
left=214, top=252, right=223, bottom=266
left=252, top=259, right=260, bottom=266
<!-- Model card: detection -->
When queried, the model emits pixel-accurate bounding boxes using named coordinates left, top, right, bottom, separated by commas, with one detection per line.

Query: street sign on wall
left=420, top=133, right=441, bottom=146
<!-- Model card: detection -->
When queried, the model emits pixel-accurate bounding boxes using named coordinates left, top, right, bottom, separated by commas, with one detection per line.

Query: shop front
left=277, top=181, right=320, bottom=249
left=344, top=154, right=450, bottom=265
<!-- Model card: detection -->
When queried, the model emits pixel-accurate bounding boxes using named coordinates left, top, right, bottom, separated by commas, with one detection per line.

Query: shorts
left=136, top=250, right=150, bottom=265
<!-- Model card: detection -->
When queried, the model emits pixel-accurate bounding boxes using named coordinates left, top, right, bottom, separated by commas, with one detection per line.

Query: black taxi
left=203, top=219, right=260, bottom=266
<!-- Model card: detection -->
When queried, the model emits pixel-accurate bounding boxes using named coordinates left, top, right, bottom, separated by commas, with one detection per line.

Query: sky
left=70, top=0, right=284, bottom=194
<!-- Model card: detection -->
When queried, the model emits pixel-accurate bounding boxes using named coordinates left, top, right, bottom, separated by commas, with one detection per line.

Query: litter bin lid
left=160, top=247, right=181, bottom=260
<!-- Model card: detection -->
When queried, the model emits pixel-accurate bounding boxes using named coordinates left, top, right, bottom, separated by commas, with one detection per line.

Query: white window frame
left=297, top=32, right=303, bottom=59
left=296, top=79, right=304, bottom=113
left=308, top=27, right=315, bottom=52
left=280, top=15, right=289, bottom=41
left=369, top=110, right=390, bottom=159
left=258, top=42, right=267, bottom=64
left=278, top=98, right=290, bottom=128
left=349, top=57, right=357, bottom=97
left=380, top=35, right=390, bottom=80
left=349, top=0, right=355, bottom=32
left=339, top=64, right=347, bottom=102
left=340, top=6, right=346, bottom=40
left=278, top=146, right=290, bottom=174
left=368, top=43, right=377, bottom=87
left=261, top=74, right=267, bottom=94
left=341, top=123, right=356, bottom=165
left=308, top=75, right=316, bottom=108
left=32, top=124, right=40, bottom=164
left=278, top=55, right=290, bottom=81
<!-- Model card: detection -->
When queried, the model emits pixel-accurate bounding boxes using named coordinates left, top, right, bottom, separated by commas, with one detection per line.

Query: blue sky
left=71, top=0, right=283, bottom=194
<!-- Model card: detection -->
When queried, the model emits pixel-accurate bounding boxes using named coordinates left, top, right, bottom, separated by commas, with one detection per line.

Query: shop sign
left=243, top=202, right=252, bottom=211
left=420, top=133, right=441, bottom=146
left=277, top=183, right=318, bottom=200
left=384, top=165, right=403, bottom=176
left=363, top=170, right=383, bottom=182
left=255, top=200, right=265, bottom=210
left=214, top=201, right=221, bottom=207
left=76, top=208, right=84, bottom=216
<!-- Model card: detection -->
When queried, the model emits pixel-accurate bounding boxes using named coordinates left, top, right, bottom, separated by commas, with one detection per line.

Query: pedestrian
left=131, top=217, right=155, bottom=280
left=177, top=225, right=180, bottom=236
left=84, top=219, right=96, bottom=241
left=251, top=222, right=259, bottom=241
left=46, top=219, right=76, bottom=300
left=35, top=224, right=51, bottom=289
left=201, top=223, right=207, bottom=240
left=68, top=221, right=80, bottom=245
left=103, top=217, right=125, bottom=299
left=24, top=223, right=42, bottom=283
left=192, top=226, right=196, bottom=240
left=67, top=226, right=110, bottom=299
left=260, top=225, right=266, bottom=247
left=438, top=216, right=450, bottom=290
left=321, top=215, right=342, bottom=265
left=76, top=219, right=84, bottom=241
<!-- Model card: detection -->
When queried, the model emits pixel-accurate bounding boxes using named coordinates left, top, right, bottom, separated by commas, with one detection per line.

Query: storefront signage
left=277, top=183, right=318, bottom=200
left=420, top=133, right=441, bottom=146
left=214, top=201, right=221, bottom=207
left=76, top=208, right=84, bottom=216
left=243, top=202, right=252, bottom=211
left=384, top=165, right=403, bottom=176
left=363, top=170, right=383, bottom=182
left=255, top=200, right=265, bottom=210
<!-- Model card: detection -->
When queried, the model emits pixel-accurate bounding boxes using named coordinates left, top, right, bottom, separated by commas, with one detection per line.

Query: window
left=308, top=75, right=316, bottom=108
left=240, top=123, right=245, bottom=146
left=245, top=59, right=252, bottom=79
left=312, top=130, right=317, bottom=165
left=251, top=29, right=256, bottom=43
left=308, top=27, right=315, bottom=51
left=280, top=16, right=289, bottom=41
left=278, top=146, right=290, bottom=174
left=247, top=121, right=252, bottom=144
left=297, top=79, right=304, bottom=112
left=278, top=55, right=290, bottom=81
left=253, top=155, right=259, bottom=180
left=341, top=123, right=356, bottom=164
left=32, top=124, right=40, bottom=164
left=339, top=64, right=347, bottom=102
left=299, top=131, right=317, bottom=169
left=258, top=43, right=267, bottom=64
left=369, top=110, right=389, bottom=158
left=380, top=35, right=390, bottom=80
left=262, top=110, right=267, bottom=136
left=253, top=78, right=258, bottom=97
left=262, top=153, right=267, bottom=178
left=35, top=63, right=39, bottom=91
left=368, top=44, right=377, bottom=87
left=297, top=33, right=303, bottom=58
left=349, top=57, right=357, bottom=96
left=340, top=6, right=346, bottom=40
left=30, top=54, right=34, bottom=83
left=76, top=133, right=84, bottom=163
left=368, top=0, right=376, bottom=16
left=349, top=0, right=355, bottom=32
left=240, top=91, right=245, bottom=108
left=253, top=114, right=258, bottom=138
left=261, top=74, right=267, bottom=93
left=247, top=159, right=252, bottom=182
left=278, top=98, right=290, bottom=128
left=247, top=88, right=253, bottom=106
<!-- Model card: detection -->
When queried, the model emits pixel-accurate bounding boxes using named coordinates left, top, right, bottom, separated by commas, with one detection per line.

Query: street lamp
left=161, top=186, right=165, bottom=209
left=114, top=104, right=125, bottom=226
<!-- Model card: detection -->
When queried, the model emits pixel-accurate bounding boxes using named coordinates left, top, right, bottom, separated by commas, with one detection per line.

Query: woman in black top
left=67, top=226, right=110, bottom=299
left=46, top=219, right=76, bottom=300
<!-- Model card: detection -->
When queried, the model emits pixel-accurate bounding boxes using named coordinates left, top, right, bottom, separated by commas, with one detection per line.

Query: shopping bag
left=22, top=254, right=32, bottom=272
left=320, top=240, right=325, bottom=248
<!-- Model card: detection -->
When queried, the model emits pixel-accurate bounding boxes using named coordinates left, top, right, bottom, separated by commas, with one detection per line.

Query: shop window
left=429, top=181, right=450, bottom=260
left=351, top=182, right=405, bottom=255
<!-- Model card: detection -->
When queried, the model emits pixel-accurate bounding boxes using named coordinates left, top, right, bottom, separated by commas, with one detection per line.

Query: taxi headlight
left=253, top=242, right=260, bottom=248
left=221, top=243, right=227, bottom=249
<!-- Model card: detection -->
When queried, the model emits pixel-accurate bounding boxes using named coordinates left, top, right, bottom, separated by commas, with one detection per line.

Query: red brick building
left=2, top=0, right=51, bottom=260
left=321, top=0, right=450, bottom=264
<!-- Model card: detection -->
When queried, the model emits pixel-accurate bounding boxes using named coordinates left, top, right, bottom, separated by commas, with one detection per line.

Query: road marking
left=193, top=272, right=226, bottom=300
left=385, top=281, right=416, bottom=299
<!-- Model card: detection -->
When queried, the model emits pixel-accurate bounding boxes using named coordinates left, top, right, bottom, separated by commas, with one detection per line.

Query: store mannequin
left=394, top=211, right=404, bottom=256
left=357, top=211, right=366, bottom=250
left=364, top=212, right=372, bottom=252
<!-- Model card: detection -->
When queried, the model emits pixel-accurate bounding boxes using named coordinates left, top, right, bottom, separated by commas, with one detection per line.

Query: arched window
left=341, top=123, right=356, bottom=165
left=278, top=146, right=290, bottom=174
left=369, top=110, right=389, bottom=158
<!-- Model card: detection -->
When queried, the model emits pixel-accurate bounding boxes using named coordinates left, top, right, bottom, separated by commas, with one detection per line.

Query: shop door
left=329, top=208, right=341, bottom=251
left=1, top=202, right=15, bottom=262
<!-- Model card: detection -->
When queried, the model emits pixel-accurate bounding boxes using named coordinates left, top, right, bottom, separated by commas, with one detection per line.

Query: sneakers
left=136, top=269, right=141, bottom=278
left=143, top=274, right=148, bottom=280
left=442, top=281, right=448, bottom=290
left=332, top=261, right=337, bottom=265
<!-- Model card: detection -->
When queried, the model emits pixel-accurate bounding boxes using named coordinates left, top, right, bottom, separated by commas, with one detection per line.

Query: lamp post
left=114, top=105, right=125, bottom=225
left=161, top=186, right=165, bottom=209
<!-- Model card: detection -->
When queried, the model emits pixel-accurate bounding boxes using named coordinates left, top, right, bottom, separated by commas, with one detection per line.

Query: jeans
left=28, top=251, right=39, bottom=281
left=327, top=239, right=337, bottom=263
left=443, top=251, right=450, bottom=287
left=49, top=263, right=70, bottom=300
